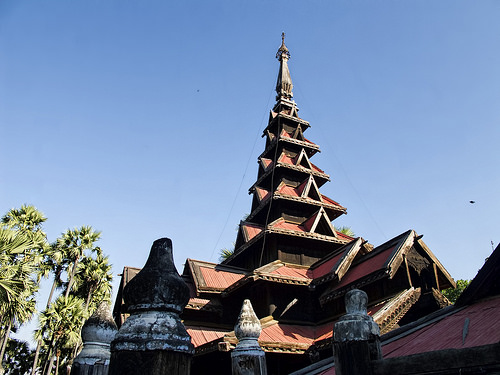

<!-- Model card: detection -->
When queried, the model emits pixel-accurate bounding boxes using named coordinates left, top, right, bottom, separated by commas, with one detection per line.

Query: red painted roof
left=314, top=322, right=336, bottom=342
left=271, top=218, right=300, bottom=231
left=241, top=222, right=263, bottom=241
left=199, top=266, right=245, bottom=289
left=269, top=217, right=348, bottom=241
left=333, top=245, right=395, bottom=291
left=269, top=264, right=310, bottom=279
left=318, top=367, right=335, bottom=375
left=186, top=326, right=230, bottom=347
left=261, top=158, right=273, bottom=170
left=278, top=153, right=294, bottom=165
left=280, top=129, right=291, bottom=138
left=304, top=137, right=316, bottom=145
left=321, top=195, right=344, bottom=208
left=296, top=179, right=308, bottom=196
left=255, top=187, right=270, bottom=202
left=335, top=231, right=354, bottom=241
left=311, top=163, right=324, bottom=173
left=301, top=214, right=317, bottom=232
left=310, top=252, right=344, bottom=279
left=186, top=281, right=211, bottom=305
left=260, top=323, right=316, bottom=345
left=277, top=182, right=297, bottom=196
left=383, top=295, right=500, bottom=358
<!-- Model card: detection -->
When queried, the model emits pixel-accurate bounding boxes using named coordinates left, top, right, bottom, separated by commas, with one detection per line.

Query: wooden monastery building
left=113, top=35, right=456, bottom=375
left=290, top=243, right=500, bottom=375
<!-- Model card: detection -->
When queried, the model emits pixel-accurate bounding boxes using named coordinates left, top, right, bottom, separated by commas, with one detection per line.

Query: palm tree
left=0, top=228, right=36, bottom=304
left=31, top=227, right=100, bottom=375
left=335, top=226, right=355, bottom=237
left=0, top=228, right=41, bottom=374
left=31, top=243, right=66, bottom=375
left=0, top=286, right=37, bottom=362
left=35, top=295, right=85, bottom=375
left=1, top=205, right=47, bottom=238
left=58, top=226, right=101, bottom=299
left=63, top=250, right=113, bottom=364
left=73, top=250, right=113, bottom=310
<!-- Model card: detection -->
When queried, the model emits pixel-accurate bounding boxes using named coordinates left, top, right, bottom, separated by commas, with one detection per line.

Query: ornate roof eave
left=265, top=111, right=311, bottom=131
left=249, top=163, right=330, bottom=194
left=309, top=238, right=365, bottom=288
left=222, top=272, right=310, bottom=298
left=222, top=226, right=350, bottom=266
left=247, top=192, right=346, bottom=222
left=415, top=238, right=456, bottom=290
left=255, top=273, right=311, bottom=286
left=185, top=299, right=223, bottom=314
left=259, top=341, right=310, bottom=354
left=186, top=258, right=248, bottom=294
left=259, top=135, right=320, bottom=160
left=373, top=287, right=422, bottom=335
left=222, top=319, right=312, bottom=354
left=319, top=269, right=389, bottom=305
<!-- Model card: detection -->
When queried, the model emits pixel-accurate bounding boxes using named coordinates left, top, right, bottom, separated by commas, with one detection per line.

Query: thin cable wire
left=209, top=86, right=275, bottom=262
left=294, top=82, right=387, bottom=240
left=259, top=111, right=281, bottom=267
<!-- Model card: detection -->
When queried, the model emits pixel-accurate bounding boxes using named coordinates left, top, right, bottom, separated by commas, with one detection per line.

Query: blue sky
left=1, top=1, right=499, bottom=343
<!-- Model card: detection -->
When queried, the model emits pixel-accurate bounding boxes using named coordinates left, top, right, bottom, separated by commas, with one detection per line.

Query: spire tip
left=276, top=32, right=290, bottom=60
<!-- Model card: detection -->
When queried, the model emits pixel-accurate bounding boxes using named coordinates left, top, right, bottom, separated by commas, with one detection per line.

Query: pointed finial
left=275, top=33, right=293, bottom=100
left=276, top=32, right=290, bottom=61
left=231, top=299, right=267, bottom=374
left=235, top=299, right=262, bottom=340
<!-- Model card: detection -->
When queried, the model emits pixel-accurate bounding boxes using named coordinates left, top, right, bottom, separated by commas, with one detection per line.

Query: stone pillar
left=332, top=289, right=381, bottom=375
left=231, top=299, right=267, bottom=375
left=109, top=238, right=194, bottom=375
left=71, top=302, right=118, bottom=375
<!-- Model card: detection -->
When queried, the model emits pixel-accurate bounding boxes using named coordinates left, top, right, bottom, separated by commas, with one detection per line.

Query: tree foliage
left=219, top=246, right=234, bottom=262
left=0, top=206, right=113, bottom=375
left=0, top=205, right=48, bottom=370
left=442, top=279, right=471, bottom=303
left=2, top=339, right=35, bottom=375
left=335, top=226, right=355, bottom=237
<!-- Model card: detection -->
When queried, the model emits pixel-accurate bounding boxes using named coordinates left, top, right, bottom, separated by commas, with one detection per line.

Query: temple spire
left=276, top=32, right=293, bottom=100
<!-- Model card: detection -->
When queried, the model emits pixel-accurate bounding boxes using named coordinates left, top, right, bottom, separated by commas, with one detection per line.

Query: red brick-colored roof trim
left=186, top=259, right=247, bottom=294
left=382, top=295, right=500, bottom=358
left=255, top=187, right=271, bottom=202
left=241, top=222, right=264, bottom=242
left=260, top=157, right=273, bottom=171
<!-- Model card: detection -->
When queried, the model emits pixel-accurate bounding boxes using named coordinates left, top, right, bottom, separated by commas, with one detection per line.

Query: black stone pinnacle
left=109, top=238, right=193, bottom=375
left=123, top=238, right=190, bottom=314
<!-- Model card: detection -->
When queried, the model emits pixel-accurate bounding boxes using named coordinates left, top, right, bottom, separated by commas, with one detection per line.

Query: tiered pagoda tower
left=224, top=34, right=351, bottom=270
left=113, top=35, right=456, bottom=375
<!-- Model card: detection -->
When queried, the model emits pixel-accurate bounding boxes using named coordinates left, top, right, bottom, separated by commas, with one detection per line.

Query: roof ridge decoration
left=300, top=175, right=322, bottom=202
left=303, top=207, right=337, bottom=237
left=292, top=125, right=305, bottom=141
left=276, top=32, right=293, bottom=101
left=372, top=287, right=422, bottom=334
left=294, top=149, right=313, bottom=169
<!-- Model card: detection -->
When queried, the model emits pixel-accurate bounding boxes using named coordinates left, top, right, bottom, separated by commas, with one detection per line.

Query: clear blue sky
left=1, top=0, right=499, bottom=343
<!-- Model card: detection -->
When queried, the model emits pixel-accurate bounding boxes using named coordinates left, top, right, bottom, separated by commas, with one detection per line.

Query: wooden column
left=109, top=238, right=194, bottom=375
left=231, top=299, right=267, bottom=375
left=332, top=289, right=381, bottom=375
left=71, top=302, right=118, bottom=375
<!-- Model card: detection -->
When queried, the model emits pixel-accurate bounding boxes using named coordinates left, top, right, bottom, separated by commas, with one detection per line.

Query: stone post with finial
left=231, top=299, right=267, bottom=375
left=108, top=238, right=194, bottom=375
left=332, top=289, right=382, bottom=375
left=71, top=301, right=118, bottom=375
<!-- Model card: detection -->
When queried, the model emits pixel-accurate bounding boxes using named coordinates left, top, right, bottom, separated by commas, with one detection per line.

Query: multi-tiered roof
left=113, top=36, right=456, bottom=375
left=224, top=34, right=350, bottom=270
